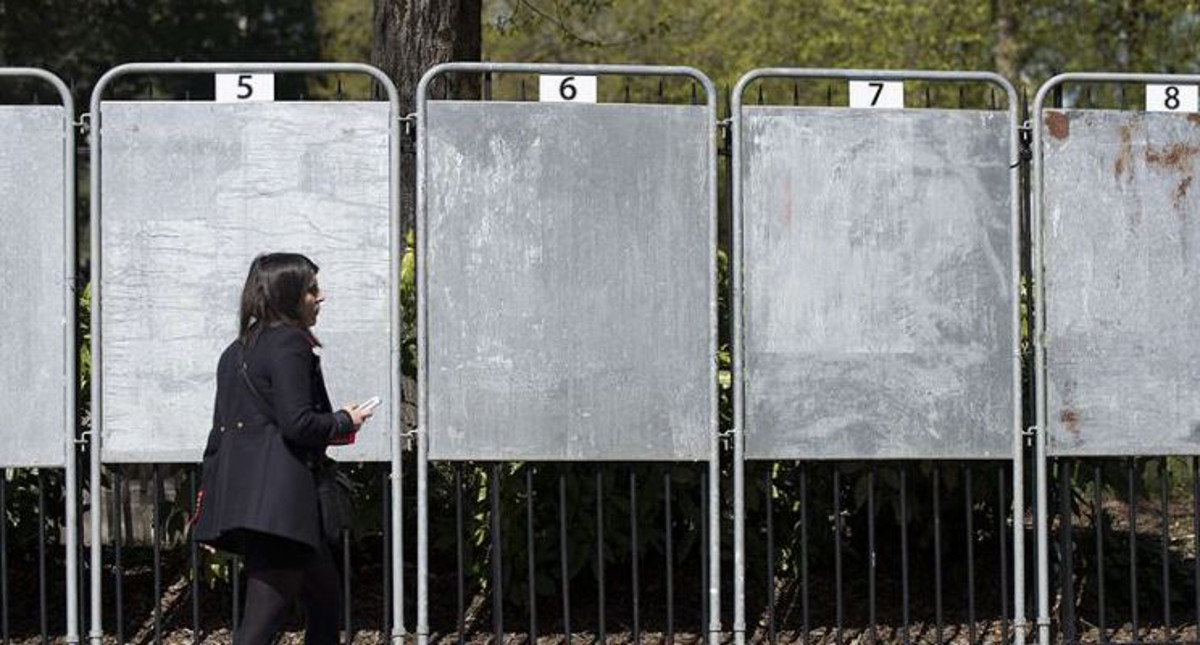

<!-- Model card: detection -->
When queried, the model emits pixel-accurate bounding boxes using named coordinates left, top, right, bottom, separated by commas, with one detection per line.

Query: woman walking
left=192, top=252, right=375, bottom=644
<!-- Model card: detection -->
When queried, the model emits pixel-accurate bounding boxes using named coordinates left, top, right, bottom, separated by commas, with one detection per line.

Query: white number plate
left=215, top=73, right=275, bottom=103
left=849, top=80, right=904, bottom=109
left=539, top=75, right=597, bottom=103
left=1146, top=84, right=1198, bottom=112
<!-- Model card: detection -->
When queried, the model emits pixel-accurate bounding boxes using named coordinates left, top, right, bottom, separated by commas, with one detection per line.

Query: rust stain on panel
left=1114, top=125, right=1133, bottom=180
left=1174, top=176, right=1194, bottom=209
left=1059, top=409, right=1081, bottom=434
left=1145, top=143, right=1200, bottom=171
left=1045, top=112, right=1070, bottom=140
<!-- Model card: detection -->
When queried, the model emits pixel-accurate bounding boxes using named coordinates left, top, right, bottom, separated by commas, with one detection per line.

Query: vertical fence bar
left=1, top=471, right=7, bottom=645
left=526, top=467, right=537, bottom=645
left=343, top=530, right=352, bottom=644
left=191, top=468, right=200, bottom=644
left=596, top=470, right=606, bottom=644
left=1000, top=465, right=1010, bottom=645
left=966, top=467, right=975, bottom=645
left=665, top=471, right=674, bottom=645
left=1128, top=458, right=1138, bottom=641
left=765, top=468, right=776, bottom=645
left=1059, top=461, right=1076, bottom=645
left=453, top=462, right=463, bottom=642
left=901, top=466, right=910, bottom=645
left=382, top=468, right=391, bottom=637
left=456, top=464, right=465, bottom=645
left=1094, top=463, right=1106, bottom=644
left=153, top=465, right=163, bottom=645
left=491, top=463, right=504, bottom=644
left=1194, top=457, right=1200, bottom=638
left=934, top=465, right=943, bottom=645
left=868, top=465, right=877, bottom=645
left=833, top=466, right=843, bottom=645
left=1157, top=457, right=1170, bottom=640
left=800, top=463, right=809, bottom=644
left=631, top=471, right=640, bottom=645
left=701, top=471, right=709, bottom=645
left=38, top=471, right=48, bottom=645
left=559, top=470, right=571, bottom=645
left=78, top=453, right=85, bottom=642
left=232, top=557, right=241, bottom=633
left=112, top=469, right=124, bottom=645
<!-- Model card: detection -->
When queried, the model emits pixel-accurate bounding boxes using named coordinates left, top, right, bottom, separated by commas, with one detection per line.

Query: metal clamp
left=1011, top=120, right=1033, bottom=169
left=1023, top=425, right=1039, bottom=448
left=717, top=117, right=733, bottom=157
left=400, top=112, right=418, bottom=153
left=400, top=427, right=420, bottom=450
left=75, top=112, right=91, bottom=137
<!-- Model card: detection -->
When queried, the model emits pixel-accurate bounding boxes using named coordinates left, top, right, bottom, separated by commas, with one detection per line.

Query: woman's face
left=301, top=281, right=324, bottom=327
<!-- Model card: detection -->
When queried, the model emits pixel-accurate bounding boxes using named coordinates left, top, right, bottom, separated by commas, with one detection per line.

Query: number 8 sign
left=539, top=74, right=597, bottom=103
left=1146, top=84, right=1198, bottom=112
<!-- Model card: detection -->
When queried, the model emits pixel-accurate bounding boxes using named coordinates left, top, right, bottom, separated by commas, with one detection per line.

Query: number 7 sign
left=849, top=80, right=904, bottom=109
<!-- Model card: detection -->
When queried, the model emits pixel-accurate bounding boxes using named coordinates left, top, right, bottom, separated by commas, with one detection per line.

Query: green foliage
left=484, top=0, right=1200, bottom=94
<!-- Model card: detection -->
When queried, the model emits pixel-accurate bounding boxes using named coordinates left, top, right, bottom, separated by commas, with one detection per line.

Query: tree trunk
left=992, top=0, right=1020, bottom=86
left=372, top=0, right=481, bottom=233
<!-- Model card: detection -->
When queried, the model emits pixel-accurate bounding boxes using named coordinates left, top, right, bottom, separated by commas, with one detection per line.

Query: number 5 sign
left=215, top=73, right=275, bottom=103
left=539, top=74, right=597, bottom=103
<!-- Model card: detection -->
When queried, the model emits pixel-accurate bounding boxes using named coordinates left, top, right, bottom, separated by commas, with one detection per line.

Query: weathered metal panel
left=0, top=106, right=68, bottom=467
left=425, top=101, right=712, bottom=461
left=1043, top=109, right=1200, bottom=456
left=742, top=107, right=1014, bottom=460
left=100, top=102, right=393, bottom=463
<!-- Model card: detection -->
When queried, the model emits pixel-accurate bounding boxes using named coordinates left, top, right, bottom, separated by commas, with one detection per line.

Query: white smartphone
left=359, top=396, right=382, bottom=415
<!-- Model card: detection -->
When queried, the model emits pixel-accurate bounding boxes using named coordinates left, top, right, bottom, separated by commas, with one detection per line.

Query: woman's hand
left=341, top=401, right=376, bottom=431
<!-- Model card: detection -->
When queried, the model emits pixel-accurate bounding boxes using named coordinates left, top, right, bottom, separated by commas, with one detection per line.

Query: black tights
left=234, top=534, right=340, bottom=645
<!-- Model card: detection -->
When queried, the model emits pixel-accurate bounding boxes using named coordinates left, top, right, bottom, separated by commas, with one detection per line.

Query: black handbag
left=237, top=346, right=355, bottom=545
left=310, top=455, right=356, bottom=544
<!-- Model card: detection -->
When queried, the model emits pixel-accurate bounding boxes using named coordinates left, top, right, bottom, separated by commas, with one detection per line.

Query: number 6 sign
left=539, top=74, right=597, bottom=103
left=215, top=73, right=275, bottom=103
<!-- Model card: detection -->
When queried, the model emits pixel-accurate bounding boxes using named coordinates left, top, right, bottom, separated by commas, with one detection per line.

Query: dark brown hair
left=237, top=253, right=320, bottom=346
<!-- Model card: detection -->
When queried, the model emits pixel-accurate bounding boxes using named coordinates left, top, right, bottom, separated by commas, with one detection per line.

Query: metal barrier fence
left=1033, top=72, right=1200, bottom=645
left=414, top=62, right=720, bottom=644
left=86, top=62, right=402, bottom=644
left=10, top=60, right=1200, bottom=645
left=0, top=66, right=79, bottom=644
left=731, top=68, right=1024, bottom=645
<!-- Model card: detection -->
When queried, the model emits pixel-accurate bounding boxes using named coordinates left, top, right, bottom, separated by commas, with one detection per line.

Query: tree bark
left=372, top=0, right=481, bottom=233
left=992, top=0, right=1020, bottom=86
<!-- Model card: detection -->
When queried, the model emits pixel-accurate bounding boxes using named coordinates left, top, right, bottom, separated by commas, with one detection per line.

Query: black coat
left=191, top=325, right=354, bottom=554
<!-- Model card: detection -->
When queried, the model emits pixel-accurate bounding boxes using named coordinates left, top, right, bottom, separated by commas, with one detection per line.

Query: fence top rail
left=89, top=61, right=400, bottom=111
left=1033, top=71, right=1200, bottom=113
left=0, top=67, right=74, bottom=110
left=417, top=61, right=717, bottom=106
left=733, top=67, right=1017, bottom=109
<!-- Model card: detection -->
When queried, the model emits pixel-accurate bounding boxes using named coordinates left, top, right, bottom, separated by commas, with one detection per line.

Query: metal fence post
left=0, top=67, right=77, bottom=645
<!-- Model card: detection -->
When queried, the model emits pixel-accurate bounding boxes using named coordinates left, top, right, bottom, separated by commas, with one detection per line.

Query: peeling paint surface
left=0, top=107, right=68, bottom=467
left=1044, top=109, right=1200, bottom=456
left=425, top=101, right=713, bottom=461
left=100, top=102, right=394, bottom=463
left=742, top=107, right=1015, bottom=460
